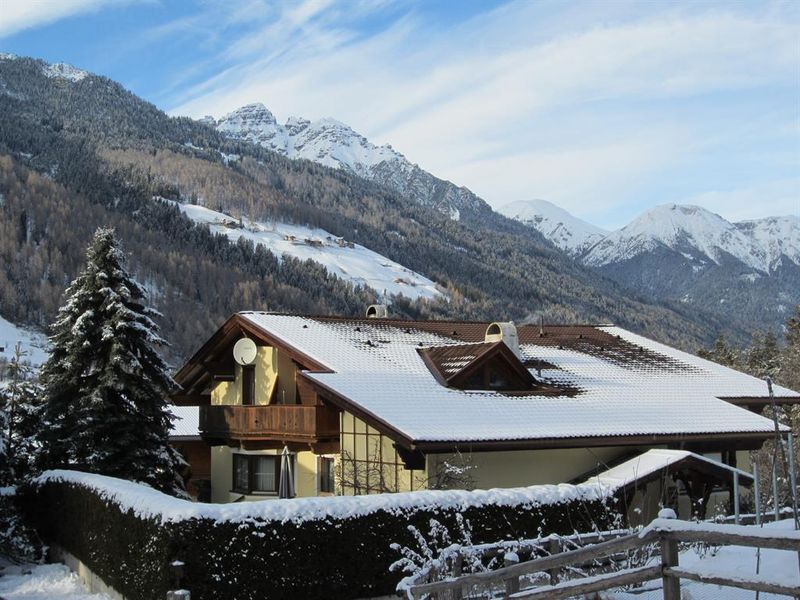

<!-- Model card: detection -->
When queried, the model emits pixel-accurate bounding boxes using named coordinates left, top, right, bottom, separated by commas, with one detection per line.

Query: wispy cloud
left=165, top=2, right=797, bottom=226
left=678, top=180, right=800, bottom=223
left=0, top=0, right=141, bottom=39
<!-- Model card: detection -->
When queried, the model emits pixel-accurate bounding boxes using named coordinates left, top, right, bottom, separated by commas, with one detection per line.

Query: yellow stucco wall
left=210, top=345, right=279, bottom=406
left=427, top=446, right=636, bottom=490
left=275, top=351, right=297, bottom=404
left=210, top=445, right=320, bottom=502
left=210, top=446, right=233, bottom=503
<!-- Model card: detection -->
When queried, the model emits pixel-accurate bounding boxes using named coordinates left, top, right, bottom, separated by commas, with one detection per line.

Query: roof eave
left=412, top=430, right=779, bottom=453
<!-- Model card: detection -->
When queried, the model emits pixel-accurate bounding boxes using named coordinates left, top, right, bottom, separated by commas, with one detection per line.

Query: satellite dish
left=233, top=338, right=257, bottom=365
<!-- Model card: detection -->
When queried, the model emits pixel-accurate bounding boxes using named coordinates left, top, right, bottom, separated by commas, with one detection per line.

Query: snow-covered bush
left=24, top=470, right=618, bottom=600
left=390, top=514, right=486, bottom=589
left=0, top=488, right=45, bottom=564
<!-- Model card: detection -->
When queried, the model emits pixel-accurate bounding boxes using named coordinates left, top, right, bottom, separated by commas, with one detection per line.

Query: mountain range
left=0, top=55, right=721, bottom=363
left=209, top=100, right=798, bottom=335
left=207, top=103, right=493, bottom=221
left=502, top=200, right=799, bottom=332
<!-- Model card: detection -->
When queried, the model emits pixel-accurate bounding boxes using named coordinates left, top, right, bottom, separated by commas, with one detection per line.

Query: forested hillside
left=0, top=55, right=729, bottom=362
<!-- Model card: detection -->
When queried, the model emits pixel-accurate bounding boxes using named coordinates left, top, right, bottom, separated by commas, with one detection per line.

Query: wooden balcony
left=199, top=404, right=340, bottom=448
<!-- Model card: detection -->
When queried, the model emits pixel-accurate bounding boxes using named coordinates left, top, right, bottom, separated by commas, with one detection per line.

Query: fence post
left=733, top=471, right=740, bottom=525
left=659, top=512, right=680, bottom=600
left=429, top=565, right=439, bottom=600
left=547, top=537, right=560, bottom=586
left=788, top=433, right=798, bottom=526
left=754, top=462, right=762, bottom=526
left=503, top=551, right=520, bottom=597
left=166, top=560, right=189, bottom=600
left=451, top=552, right=463, bottom=600
left=773, top=460, right=780, bottom=522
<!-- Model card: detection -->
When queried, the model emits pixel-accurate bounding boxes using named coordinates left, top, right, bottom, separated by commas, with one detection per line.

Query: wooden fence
left=400, top=515, right=800, bottom=599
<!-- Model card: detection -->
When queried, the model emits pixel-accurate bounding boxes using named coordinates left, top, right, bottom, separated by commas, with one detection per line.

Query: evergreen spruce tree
left=0, top=391, right=10, bottom=488
left=0, top=346, right=44, bottom=563
left=2, top=343, right=42, bottom=482
left=782, top=305, right=800, bottom=391
left=745, top=330, right=781, bottom=380
left=39, top=228, right=186, bottom=495
left=697, top=335, right=741, bottom=369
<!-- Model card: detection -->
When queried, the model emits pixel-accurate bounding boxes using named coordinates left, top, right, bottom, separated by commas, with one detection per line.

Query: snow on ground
left=170, top=200, right=444, bottom=301
left=0, top=562, right=109, bottom=600
left=609, top=518, right=800, bottom=600
left=0, top=315, right=49, bottom=367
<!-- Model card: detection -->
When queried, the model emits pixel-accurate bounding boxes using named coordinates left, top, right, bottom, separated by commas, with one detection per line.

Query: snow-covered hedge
left=24, top=470, right=619, bottom=600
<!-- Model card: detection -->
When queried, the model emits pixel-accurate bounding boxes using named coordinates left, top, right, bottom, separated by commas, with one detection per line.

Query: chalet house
left=172, top=311, right=799, bottom=518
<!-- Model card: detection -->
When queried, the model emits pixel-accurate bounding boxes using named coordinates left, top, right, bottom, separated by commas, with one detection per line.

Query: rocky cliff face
left=211, top=103, right=492, bottom=221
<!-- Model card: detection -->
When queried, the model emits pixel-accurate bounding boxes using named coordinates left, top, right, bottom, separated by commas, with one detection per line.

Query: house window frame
left=318, top=456, right=336, bottom=494
left=242, top=364, right=256, bottom=406
left=231, top=453, right=286, bottom=495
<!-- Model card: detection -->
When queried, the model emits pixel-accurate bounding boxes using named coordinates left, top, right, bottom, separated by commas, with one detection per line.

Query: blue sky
left=1, top=0, right=798, bottom=229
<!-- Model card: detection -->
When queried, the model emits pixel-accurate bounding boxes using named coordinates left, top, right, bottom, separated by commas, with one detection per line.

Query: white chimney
left=366, top=304, right=389, bottom=319
left=485, top=321, right=520, bottom=357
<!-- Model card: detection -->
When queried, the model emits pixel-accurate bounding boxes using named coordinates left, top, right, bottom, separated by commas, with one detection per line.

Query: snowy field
left=0, top=315, right=49, bottom=367
left=170, top=200, right=445, bottom=302
left=609, top=518, right=799, bottom=600
left=0, top=562, right=109, bottom=600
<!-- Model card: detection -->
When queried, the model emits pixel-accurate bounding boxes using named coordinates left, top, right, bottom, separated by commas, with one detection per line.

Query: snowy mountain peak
left=210, top=102, right=491, bottom=220
left=41, top=62, right=88, bottom=82
left=507, top=199, right=798, bottom=275
left=224, top=102, right=277, bottom=125
left=584, top=203, right=799, bottom=273
left=0, top=52, right=18, bottom=61
left=735, top=214, right=800, bottom=272
left=500, top=199, right=608, bottom=256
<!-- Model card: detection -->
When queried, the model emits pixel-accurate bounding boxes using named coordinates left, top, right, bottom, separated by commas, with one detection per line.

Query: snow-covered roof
left=579, top=449, right=753, bottom=490
left=168, top=405, right=200, bottom=439
left=233, top=313, right=797, bottom=445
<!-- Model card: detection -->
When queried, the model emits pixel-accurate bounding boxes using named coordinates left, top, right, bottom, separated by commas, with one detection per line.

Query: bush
left=23, top=471, right=618, bottom=600
left=0, top=488, right=45, bottom=564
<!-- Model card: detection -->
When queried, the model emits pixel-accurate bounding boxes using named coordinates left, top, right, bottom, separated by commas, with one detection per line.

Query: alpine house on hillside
left=172, top=310, right=800, bottom=519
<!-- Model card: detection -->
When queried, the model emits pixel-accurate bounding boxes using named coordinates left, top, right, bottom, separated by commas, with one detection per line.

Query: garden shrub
left=22, top=471, right=618, bottom=600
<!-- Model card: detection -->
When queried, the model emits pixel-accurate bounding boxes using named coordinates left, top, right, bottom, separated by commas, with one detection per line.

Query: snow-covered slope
left=584, top=204, right=800, bottom=273
left=209, top=103, right=490, bottom=220
left=735, top=215, right=800, bottom=273
left=41, top=62, right=88, bottom=82
left=500, top=199, right=608, bottom=256
left=170, top=200, right=444, bottom=301
left=0, top=315, right=49, bottom=367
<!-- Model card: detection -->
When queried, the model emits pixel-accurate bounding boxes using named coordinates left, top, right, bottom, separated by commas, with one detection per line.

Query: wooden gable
left=420, top=341, right=538, bottom=392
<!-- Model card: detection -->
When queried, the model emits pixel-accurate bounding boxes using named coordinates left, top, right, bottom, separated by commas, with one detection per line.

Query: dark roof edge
left=412, top=430, right=778, bottom=453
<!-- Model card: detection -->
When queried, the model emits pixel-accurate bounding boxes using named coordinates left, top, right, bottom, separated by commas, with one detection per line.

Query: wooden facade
left=200, top=404, right=340, bottom=446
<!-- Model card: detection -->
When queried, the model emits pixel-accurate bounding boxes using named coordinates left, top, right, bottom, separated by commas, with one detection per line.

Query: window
left=253, top=456, right=277, bottom=492
left=232, top=454, right=286, bottom=494
left=318, top=457, right=336, bottom=494
left=233, top=454, right=251, bottom=492
left=242, top=365, right=255, bottom=405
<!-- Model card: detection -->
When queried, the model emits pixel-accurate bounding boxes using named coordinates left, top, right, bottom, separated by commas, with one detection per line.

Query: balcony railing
left=199, top=404, right=340, bottom=443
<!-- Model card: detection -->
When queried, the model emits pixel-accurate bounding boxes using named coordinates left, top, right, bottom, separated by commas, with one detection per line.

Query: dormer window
left=420, top=341, right=539, bottom=393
